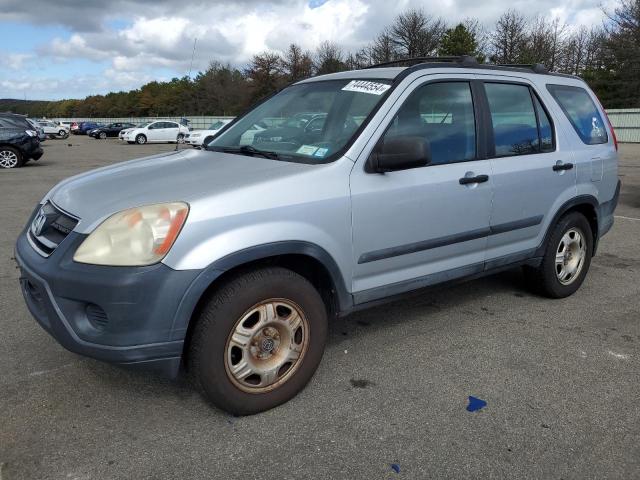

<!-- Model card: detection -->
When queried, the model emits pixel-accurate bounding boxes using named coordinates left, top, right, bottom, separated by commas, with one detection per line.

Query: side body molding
left=169, top=241, right=353, bottom=340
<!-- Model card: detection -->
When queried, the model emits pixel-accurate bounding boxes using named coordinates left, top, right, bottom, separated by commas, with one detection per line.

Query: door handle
left=552, top=162, right=574, bottom=171
left=459, top=174, right=489, bottom=185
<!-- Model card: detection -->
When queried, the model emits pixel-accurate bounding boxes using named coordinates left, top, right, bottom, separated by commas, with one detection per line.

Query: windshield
left=208, top=121, right=226, bottom=130
left=208, top=79, right=392, bottom=163
left=138, top=122, right=151, bottom=128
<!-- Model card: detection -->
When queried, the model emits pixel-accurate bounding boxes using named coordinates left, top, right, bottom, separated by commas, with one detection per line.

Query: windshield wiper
left=219, top=145, right=280, bottom=159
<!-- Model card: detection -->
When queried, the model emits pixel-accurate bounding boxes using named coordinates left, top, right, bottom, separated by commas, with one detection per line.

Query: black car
left=89, top=122, right=137, bottom=139
left=0, top=114, right=44, bottom=169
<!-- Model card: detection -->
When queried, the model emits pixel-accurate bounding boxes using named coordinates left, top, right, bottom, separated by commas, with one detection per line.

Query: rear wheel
left=0, top=146, right=23, bottom=169
left=524, top=212, right=593, bottom=298
left=135, top=134, right=147, bottom=145
left=189, top=267, right=328, bottom=415
left=176, top=133, right=185, bottom=143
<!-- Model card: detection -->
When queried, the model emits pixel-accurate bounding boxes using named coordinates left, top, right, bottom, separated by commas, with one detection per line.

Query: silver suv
left=15, top=57, right=620, bottom=414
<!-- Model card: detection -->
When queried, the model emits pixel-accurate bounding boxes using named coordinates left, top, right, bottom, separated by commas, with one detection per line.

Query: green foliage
left=439, top=24, right=478, bottom=57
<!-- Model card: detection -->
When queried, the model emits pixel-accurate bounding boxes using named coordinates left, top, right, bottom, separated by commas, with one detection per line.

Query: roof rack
left=364, top=55, right=479, bottom=69
left=496, top=63, right=549, bottom=74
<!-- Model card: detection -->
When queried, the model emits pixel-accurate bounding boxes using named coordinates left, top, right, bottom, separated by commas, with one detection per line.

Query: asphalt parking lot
left=1, top=136, right=639, bottom=479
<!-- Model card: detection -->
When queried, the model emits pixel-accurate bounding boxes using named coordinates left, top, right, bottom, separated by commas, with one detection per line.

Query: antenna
left=187, top=37, right=198, bottom=79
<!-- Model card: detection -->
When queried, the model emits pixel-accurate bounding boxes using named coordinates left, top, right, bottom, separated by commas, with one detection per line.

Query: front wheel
left=99, top=132, right=107, bottom=139
left=189, top=267, right=328, bottom=415
left=524, top=212, right=593, bottom=298
left=58, top=130, right=68, bottom=138
left=135, top=134, right=147, bottom=145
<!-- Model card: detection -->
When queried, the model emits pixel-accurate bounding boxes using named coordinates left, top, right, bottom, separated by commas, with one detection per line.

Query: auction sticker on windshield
left=342, top=80, right=391, bottom=95
left=296, top=145, right=319, bottom=155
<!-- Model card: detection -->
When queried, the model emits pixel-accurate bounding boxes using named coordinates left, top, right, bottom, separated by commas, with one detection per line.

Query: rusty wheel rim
left=224, top=299, right=309, bottom=394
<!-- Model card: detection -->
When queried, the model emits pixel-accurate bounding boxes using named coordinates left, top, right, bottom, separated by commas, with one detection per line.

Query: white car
left=184, top=119, right=232, bottom=147
left=122, top=121, right=189, bottom=145
left=37, top=120, right=69, bottom=138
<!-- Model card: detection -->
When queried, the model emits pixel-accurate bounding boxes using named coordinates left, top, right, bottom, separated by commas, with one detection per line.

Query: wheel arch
left=172, top=241, right=353, bottom=359
left=536, top=195, right=600, bottom=257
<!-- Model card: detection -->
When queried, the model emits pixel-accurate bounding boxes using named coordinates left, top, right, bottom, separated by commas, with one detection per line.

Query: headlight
left=191, top=133, right=201, bottom=138
left=73, top=202, right=189, bottom=266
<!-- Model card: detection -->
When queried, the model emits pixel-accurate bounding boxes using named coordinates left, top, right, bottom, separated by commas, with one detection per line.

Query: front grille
left=28, top=202, right=79, bottom=257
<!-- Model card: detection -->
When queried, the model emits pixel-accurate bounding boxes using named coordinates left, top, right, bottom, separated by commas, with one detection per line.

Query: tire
left=99, top=132, right=107, bottom=139
left=524, top=212, right=593, bottom=298
left=176, top=133, right=185, bottom=144
left=0, top=146, right=23, bottom=169
left=58, top=130, right=67, bottom=138
left=189, top=267, right=328, bottom=415
left=135, top=134, right=147, bottom=145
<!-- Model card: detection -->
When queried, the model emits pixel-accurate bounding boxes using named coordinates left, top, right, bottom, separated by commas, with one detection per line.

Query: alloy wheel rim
left=555, top=227, right=586, bottom=285
left=0, top=150, right=18, bottom=168
left=224, top=299, right=309, bottom=394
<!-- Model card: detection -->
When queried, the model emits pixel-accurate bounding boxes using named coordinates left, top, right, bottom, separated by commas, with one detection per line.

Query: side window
left=167, top=122, right=178, bottom=129
left=382, top=82, right=476, bottom=166
left=533, top=96, right=554, bottom=152
left=485, top=83, right=540, bottom=156
left=547, top=84, right=607, bottom=145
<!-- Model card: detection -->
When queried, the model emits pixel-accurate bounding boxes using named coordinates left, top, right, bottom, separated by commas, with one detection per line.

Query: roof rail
left=496, top=63, right=549, bottom=74
left=364, top=55, right=479, bottom=69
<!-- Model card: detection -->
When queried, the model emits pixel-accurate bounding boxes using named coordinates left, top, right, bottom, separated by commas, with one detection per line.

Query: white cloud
left=1, top=0, right=613, bottom=99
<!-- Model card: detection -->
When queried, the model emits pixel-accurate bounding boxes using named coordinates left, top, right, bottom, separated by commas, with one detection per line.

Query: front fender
left=167, top=240, right=353, bottom=341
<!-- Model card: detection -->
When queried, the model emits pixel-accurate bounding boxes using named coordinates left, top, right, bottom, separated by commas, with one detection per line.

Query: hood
left=47, top=148, right=314, bottom=233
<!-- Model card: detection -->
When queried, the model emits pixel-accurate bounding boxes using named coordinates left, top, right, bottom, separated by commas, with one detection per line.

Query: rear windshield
left=546, top=84, right=608, bottom=145
left=0, top=116, right=31, bottom=129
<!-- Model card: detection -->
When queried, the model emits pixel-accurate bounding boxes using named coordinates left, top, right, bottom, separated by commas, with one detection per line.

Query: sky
left=0, top=0, right=616, bottom=101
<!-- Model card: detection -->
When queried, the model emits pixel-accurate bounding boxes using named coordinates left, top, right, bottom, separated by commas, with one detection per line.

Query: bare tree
left=244, top=51, right=284, bottom=101
left=523, top=16, right=566, bottom=70
left=389, top=8, right=446, bottom=57
left=369, top=29, right=397, bottom=64
left=490, top=10, right=528, bottom=64
left=281, top=44, right=314, bottom=82
left=314, top=41, right=346, bottom=74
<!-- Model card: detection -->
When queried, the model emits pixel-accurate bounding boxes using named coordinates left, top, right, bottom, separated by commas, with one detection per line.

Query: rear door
left=480, top=77, right=576, bottom=266
left=163, top=122, right=180, bottom=142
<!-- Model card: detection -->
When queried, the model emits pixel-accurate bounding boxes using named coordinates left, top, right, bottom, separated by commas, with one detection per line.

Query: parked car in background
left=184, top=119, right=232, bottom=147
left=122, top=121, right=189, bottom=144
left=89, top=122, right=137, bottom=139
left=75, top=122, right=103, bottom=135
left=26, top=119, right=47, bottom=142
left=118, top=125, right=138, bottom=141
left=37, top=120, right=69, bottom=138
left=70, top=122, right=80, bottom=133
left=0, top=113, right=43, bottom=168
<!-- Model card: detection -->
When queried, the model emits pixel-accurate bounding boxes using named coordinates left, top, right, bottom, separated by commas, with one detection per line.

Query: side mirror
left=367, top=136, right=430, bottom=173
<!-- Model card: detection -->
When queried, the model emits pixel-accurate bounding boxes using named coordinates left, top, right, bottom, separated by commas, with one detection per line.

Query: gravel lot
left=1, top=136, right=639, bottom=479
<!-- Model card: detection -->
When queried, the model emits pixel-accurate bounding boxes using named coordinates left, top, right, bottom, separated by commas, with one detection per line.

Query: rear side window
left=485, top=83, right=554, bottom=157
left=383, top=81, right=476, bottom=165
left=547, top=84, right=607, bottom=145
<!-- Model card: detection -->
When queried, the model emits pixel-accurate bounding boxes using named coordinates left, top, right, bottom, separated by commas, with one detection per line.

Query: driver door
left=349, top=77, right=494, bottom=304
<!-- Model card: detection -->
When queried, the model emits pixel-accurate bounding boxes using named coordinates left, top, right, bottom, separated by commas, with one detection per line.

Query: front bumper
left=15, top=221, right=201, bottom=377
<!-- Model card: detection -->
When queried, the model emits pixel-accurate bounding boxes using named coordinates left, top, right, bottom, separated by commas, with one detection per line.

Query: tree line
left=2, top=0, right=638, bottom=118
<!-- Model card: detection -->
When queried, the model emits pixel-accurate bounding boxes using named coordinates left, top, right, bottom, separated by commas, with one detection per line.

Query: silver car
left=15, top=57, right=620, bottom=414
